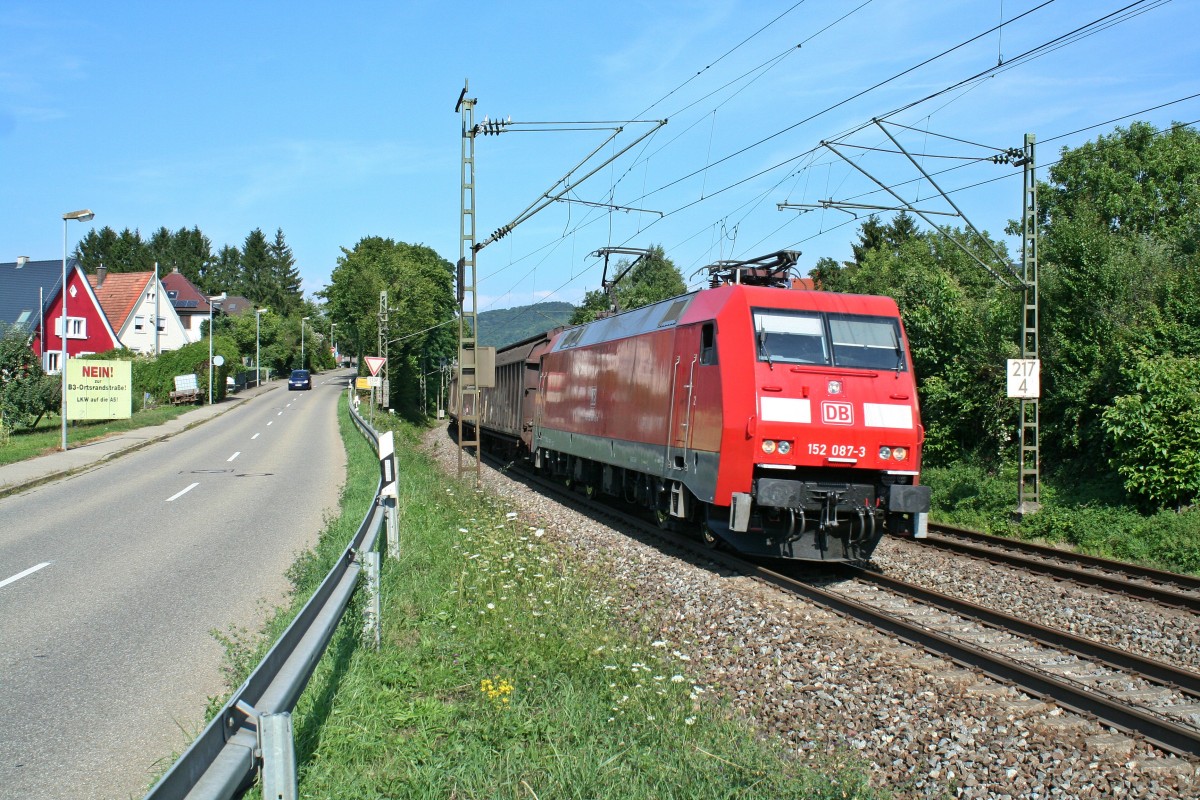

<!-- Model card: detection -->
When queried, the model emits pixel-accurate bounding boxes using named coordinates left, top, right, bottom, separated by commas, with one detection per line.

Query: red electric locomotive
left=464, top=251, right=930, bottom=563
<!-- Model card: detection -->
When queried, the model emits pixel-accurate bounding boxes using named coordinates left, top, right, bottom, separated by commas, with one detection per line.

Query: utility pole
left=449, top=83, right=664, bottom=483
left=1016, top=133, right=1041, bottom=515
left=456, top=81, right=483, bottom=485
left=814, top=123, right=1042, bottom=516
left=420, top=355, right=427, bottom=417
left=378, top=290, right=388, bottom=413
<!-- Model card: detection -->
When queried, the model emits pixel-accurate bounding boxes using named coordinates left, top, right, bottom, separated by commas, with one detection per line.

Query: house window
left=55, top=317, right=87, bottom=339
left=157, top=317, right=165, bottom=332
left=134, top=315, right=146, bottom=331
left=44, top=351, right=61, bottom=373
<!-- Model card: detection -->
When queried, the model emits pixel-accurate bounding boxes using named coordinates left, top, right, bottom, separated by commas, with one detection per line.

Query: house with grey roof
left=0, top=258, right=121, bottom=371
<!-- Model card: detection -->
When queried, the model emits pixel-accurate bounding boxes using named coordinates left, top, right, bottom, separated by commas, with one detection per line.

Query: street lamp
left=256, top=308, right=268, bottom=387
left=301, top=316, right=309, bottom=368
left=207, top=292, right=226, bottom=404
left=330, top=321, right=336, bottom=366
left=61, top=209, right=95, bottom=452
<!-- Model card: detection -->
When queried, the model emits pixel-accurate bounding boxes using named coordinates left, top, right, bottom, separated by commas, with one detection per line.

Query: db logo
left=822, top=401, right=854, bottom=425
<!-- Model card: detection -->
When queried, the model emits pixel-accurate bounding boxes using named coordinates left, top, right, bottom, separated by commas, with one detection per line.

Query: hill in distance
left=476, top=301, right=576, bottom=348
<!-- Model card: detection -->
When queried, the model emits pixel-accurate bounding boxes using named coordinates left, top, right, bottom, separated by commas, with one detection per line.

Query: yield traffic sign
left=364, top=356, right=385, bottom=376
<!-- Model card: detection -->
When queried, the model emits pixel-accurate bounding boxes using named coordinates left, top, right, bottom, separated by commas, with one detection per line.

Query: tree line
left=816, top=121, right=1200, bottom=511
left=74, top=225, right=306, bottom=317
left=319, top=237, right=457, bottom=415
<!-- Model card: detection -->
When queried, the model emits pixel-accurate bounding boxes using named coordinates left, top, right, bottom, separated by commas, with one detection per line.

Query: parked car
left=288, top=369, right=312, bottom=391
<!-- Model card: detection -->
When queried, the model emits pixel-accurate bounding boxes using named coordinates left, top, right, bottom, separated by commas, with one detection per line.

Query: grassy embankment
left=0, top=406, right=193, bottom=466
left=216, top=400, right=882, bottom=799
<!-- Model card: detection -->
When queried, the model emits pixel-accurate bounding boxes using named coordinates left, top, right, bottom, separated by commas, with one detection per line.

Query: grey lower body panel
left=534, top=426, right=719, bottom=503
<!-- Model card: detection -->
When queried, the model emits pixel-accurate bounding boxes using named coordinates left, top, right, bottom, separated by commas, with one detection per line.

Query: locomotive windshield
left=753, top=309, right=905, bottom=371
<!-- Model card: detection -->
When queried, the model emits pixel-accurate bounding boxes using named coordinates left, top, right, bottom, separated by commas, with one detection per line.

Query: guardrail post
left=260, top=712, right=298, bottom=800
left=378, top=430, right=400, bottom=559
left=383, top=497, right=400, bottom=559
left=362, top=550, right=381, bottom=650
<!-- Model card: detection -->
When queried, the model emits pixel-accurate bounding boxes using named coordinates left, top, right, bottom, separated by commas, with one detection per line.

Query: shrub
left=91, top=337, right=242, bottom=406
left=1117, top=510, right=1200, bottom=574
left=0, top=324, right=59, bottom=430
left=1102, top=354, right=1200, bottom=509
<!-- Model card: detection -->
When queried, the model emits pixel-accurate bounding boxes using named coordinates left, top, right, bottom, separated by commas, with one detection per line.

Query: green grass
left=922, top=461, right=1200, bottom=575
left=220, top=407, right=881, bottom=799
left=0, top=406, right=194, bottom=466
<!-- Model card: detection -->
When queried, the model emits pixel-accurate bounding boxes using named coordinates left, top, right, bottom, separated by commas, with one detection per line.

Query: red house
left=16, top=258, right=121, bottom=372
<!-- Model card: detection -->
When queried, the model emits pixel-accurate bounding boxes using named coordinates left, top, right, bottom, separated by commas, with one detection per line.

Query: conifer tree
left=205, top=245, right=241, bottom=295
left=269, top=228, right=304, bottom=315
left=239, top=228, right=274, bottom=304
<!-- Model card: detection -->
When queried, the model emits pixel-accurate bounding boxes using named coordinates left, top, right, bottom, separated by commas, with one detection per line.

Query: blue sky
left=2, top=1, right=1196, bottom=312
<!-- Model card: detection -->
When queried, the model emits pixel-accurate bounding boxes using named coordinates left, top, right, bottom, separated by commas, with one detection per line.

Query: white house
left=88, top=267, right=190, bottom=355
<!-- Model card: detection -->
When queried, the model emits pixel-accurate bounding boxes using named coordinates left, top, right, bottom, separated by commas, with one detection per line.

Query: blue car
left=288, top=369, right=312, bottom=391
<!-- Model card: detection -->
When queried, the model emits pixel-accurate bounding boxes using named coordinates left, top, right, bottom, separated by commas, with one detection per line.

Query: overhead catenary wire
left=635, top=0, right=1060, bottom=202
left=833, top=95, right=1200, bottom=213
left=475, top=0, right=997, bottom=302
left=657, top=4, right=1186, bottom=265
left=632, top=0, right=816, bottom=119
left=472, top=2, right=1189, bottom=331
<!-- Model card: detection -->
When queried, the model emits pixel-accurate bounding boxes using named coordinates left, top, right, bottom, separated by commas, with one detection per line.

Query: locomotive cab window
left=753, top=310, right=829, bottom=365
left=752, top=309, right=905, bottom=371
left=700, top=322, right=717, bottom=365
left=828, top=314, right=905, bottom=371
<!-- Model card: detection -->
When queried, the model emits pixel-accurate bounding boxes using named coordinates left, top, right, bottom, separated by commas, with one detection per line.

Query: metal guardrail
left=143, top=396, right=387, bottom=800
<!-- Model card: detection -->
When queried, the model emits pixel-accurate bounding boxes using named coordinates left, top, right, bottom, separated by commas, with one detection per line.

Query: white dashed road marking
left=166, top=482, right=200, bottom=502
left=0, top=562, right=51, bottom=590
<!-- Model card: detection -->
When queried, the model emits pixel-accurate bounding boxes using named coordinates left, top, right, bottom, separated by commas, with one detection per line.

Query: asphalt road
left=0, top=372, right=351, bottom=800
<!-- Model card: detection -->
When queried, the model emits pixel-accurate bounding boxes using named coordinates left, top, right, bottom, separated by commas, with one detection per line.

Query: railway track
left=821, top=567, right=1200, bottom=759
left=494, top=458, right=1200, bottom=758
left=922, top=522, right=1200, bottom=612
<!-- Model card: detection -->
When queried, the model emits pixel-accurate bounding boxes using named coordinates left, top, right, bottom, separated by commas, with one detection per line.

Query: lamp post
left=256, top=308, right=268, bottom=387
left=330, top=321, right=336, bottom=366
left=301, top=316, right=309, bottom=369
left=207, top=292, right=226, bottom=404
left=61, top=209, right=95, bottom=452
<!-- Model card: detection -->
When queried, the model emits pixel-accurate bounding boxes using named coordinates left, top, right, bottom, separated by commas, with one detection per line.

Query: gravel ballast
left=425, top=428, right=1198, bottom=799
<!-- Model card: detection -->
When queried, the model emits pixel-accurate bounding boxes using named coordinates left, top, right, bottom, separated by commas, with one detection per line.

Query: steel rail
left=924, top=523, right=1200, bottom=612
left=769, top=563, right=1200, bottom=759
left=143, top=399, right=383, bottom=800
left=847, top=566, right=1200, bottom=697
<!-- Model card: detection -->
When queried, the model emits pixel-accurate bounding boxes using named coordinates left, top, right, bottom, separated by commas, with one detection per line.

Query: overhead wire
left=635, top=0, right=1060, bottom=201
left=694, top=0, right=1179, bottom=250
left=836, top=95, right=1200, bottom=211
left=476, top=0, right=911, bottom=312
left=474, top=0, right=848, bottom=315
left=875, top=0, right=1169, bottom=124
left=474, top=1, right=1185, bottom=325
left=632, top=0, right=814, bottom=119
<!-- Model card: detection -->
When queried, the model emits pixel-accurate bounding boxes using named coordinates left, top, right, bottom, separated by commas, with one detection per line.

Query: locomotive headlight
left=761, top=439, right=777, bottom=454
left=777, top=440, right=792, bottom=455
left=878, top=446, right=892, bottom=461
left=892, top=446, right=908, bottom=461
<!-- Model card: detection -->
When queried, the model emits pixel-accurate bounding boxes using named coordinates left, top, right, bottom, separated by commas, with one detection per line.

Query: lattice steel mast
left=1017, top=133, right=1040, bottom=514
left=456, top=82, right=482, bottom=484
